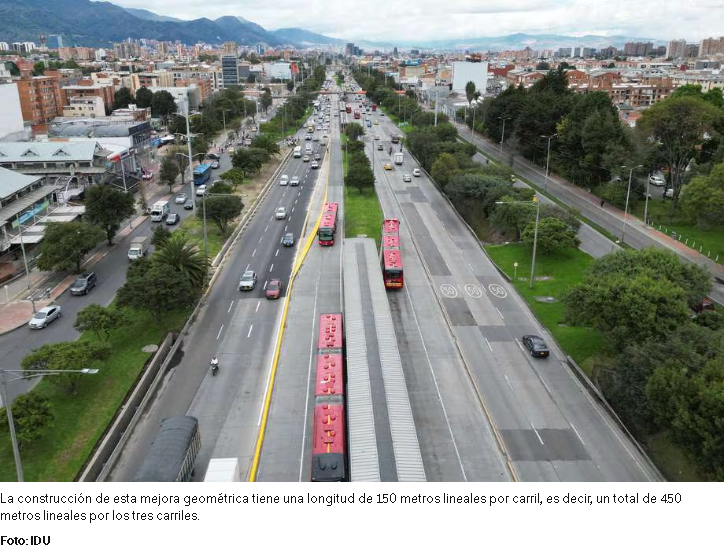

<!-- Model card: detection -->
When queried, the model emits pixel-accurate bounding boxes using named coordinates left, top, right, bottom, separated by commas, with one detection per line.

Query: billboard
left=452, top=61, right=489, bottom=95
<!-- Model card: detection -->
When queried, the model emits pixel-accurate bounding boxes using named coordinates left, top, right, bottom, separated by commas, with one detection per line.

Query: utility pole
left=541, top=133, right=557, bottom=193
left=434, top=87, right=439, bottom=126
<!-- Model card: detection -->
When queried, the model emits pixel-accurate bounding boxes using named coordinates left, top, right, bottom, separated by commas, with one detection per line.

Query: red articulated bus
left=311, top=313, right=346, bottom=482
left=372, top=103, right=377, bottom=112
left=353, top=110, right=361, bottom=119
left=382, top=218, right=404, bottom=289
left=318, top=202, right=339, bottom=246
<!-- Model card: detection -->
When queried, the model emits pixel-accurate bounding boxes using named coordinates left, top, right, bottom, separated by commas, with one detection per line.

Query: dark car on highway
left=522, top=335, right=550, bottom=358
left=282, top=232, right=295, bottom=246
left=70, top=272, right=97, bottom=295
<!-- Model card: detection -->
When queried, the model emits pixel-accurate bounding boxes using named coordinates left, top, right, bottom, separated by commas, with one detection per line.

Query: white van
left=293, top=146, right=302, bottom=158
left=305, top=144, right=313, bottom=155
left=150, top=200, right=170, bottom=222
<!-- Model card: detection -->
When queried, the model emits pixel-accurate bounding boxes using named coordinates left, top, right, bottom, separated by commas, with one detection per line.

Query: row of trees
left=113, top=86, right=177, bottom=118
left=466, top=70, right=723, bottom=225
left=343, top=123, right=375, bottom=194
left=564, top=248, right=722, bottom=479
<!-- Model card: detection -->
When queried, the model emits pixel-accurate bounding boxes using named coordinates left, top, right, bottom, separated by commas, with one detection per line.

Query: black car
left=70, top=272, right=97, bottom=295
left=522, top=335, right=550, bottom=358
left=282, top=232, right=295, bottom=246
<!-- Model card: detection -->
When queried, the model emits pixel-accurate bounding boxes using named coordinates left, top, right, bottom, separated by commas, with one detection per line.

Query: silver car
left=238, top=270, right=257, bottom=291
left=29, top=305, right=62, bottom=329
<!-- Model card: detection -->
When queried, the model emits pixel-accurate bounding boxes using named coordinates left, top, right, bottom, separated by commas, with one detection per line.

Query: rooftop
left=0, top=141, right=105, bottom=163
left=0, top=167, right=43, bottom=200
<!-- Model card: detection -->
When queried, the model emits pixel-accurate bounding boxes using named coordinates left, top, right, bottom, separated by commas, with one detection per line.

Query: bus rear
left=382, top=250, right=404, bottom=289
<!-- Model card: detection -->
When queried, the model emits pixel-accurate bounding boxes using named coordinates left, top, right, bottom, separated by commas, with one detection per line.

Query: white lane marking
left=269, top=264, right=274, bottom=272
left=275, top=249, right=279, bottom=257
left=247, top=324, right=253, bottom=338
left=256, top=300, right=261, bottom=313
left=295, top=198, right=298, bottom=204
left=571, top=423, right=586, bottom=446
left=284, top=225, right=288, bottom=232
left=252, top=248, right=256, bottom=257
left=532, top=426, right=544, bottom=445
left=259, top=236, right=263, bottom=244
left=504, top=373, right=514, bottom=391
left=484, top=336, right=493, bottom=352
left=539, top=373, right=553, bottom=395
left=291, top=207, right=295, bottom=213
left=263, top=280, right=268, bottom=289
left=227, top=301, right=234, bottom=313
left=288, top=216, right=292, bottom=222
left=496, top=308, right=504, bottom=320
left=468, top=263, right=474, bottom=272
left=245, top=263, right=250, bottom=271
left=265, top=225, right=269, bottom=233
left=216, top=325, right=224, bottom=340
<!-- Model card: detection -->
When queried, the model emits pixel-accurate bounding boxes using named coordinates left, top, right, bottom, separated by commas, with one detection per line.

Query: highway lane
left=109, top=120, right=324, bottom=481
left=257, top=89, right=346, bottom=481
left=371, top=106, right=659, bottom=481
left=363, top=112, right=510, bottom=481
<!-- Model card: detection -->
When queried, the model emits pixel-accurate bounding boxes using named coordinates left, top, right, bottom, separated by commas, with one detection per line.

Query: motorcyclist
left=210, top=356, right=219, bottom=375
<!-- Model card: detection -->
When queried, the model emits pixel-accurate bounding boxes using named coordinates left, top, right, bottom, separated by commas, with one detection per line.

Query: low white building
left=264, top=61, right=292, bottom=81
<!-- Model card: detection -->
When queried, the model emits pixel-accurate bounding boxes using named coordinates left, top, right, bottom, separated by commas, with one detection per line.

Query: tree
left=83, top=185, right=136, bottom=246
left=208, top=181, right=233, bottom=195
left=345, top=123, right=364, bottom=141
left=154, top=234, right=208, bottom=290
left=37, top=221, right=104, bottom=273
left=521, top=217, right=580, bottom=253
left=637, top=96, right=721, bottom=204
left=203, top=195, right=243, bottom=235
left=150, top=90, right=177, bottom=120
left=219, top=168, right=245, bottom=189
left=0, top=391, right=54, bottom=450
left=159, top=156, right=179, bottom=193
left=491, top=197, right=536, bottom=240
left=151, top=224, right=172, bottom=248
left=113, top=87, right=134, bottom=110
left=679, top=163, right=724, bottom=229
left=346, top=160, right=375, bottom=194
left=286, top=80, right=294, bottom=92
left=430, top=153, right=460, bottom=188
left=33, top=61, right=46, bottom=75
left=536, top=61, right=551, bottom=71
left=74, top=304, right=130, bottom=342
left=465, top=80, right=476, bottom=106
left=135, top=86, right=153, bottom=109
left=170, top=146, right=190, bottom=184
left=251, top=134, right=280, bottom=155
left=22, top=341, right=110, bottom=395
left=117, top=260, right=196, bottom=322
left=260, top=90, right=273, bottom=113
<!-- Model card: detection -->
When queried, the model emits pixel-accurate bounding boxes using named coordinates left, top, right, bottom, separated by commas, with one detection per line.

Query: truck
left=128, top=235, right=150, bottom=261
left=394, top=152, right=404, bottom=165
left=149, top=200, right=170, bottom=222
left=203, top=458, right=241, bottom=482
left=293, top=145, right=302, bottom=158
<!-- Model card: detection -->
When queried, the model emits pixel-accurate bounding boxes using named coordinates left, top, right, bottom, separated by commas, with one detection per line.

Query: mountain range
left=2, top=0, right=662, bottom=51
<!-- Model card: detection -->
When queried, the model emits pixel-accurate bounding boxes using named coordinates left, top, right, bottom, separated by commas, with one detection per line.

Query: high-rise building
left=699, top=36, right=724, bottom=56
left=666, top=39, right=687, bottom=59
left=221, top=55, right=239, bottom=88
left=345, top=43, right=355, bottom=56
left=48, top=35, right=64, bottom=49
left=623, top=41, right=653, bottom=56
left=223, top=41, right=237, bottom=56
left=15, top=71, right=64, bottom=133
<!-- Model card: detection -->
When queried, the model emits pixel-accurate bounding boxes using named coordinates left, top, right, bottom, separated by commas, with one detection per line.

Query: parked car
left=238, top=270, right=257, bottom=291
left=184, top=199, right=194, bottom=210
left=175, top=193, right=188, bottom=204
left=142, top=171, right=153, bottom=180
left=211, top=160, right=220, bottom=169
left=282, top=232, right=295, bottom=246
left=265, top=278, right=283, bottom=300
left=280, top=174, right=289, bottom=186
left=28, top=305, right=62, bottom=329
left=70, top=272, right=97, bottom=296
left=290, top=176, right=300, bottom=186
left=275, top=207, right=287, bottom=220
left=649, top=175, right=666, bottom=187
left=196, top=185, right=207, bottom=196
left=403, top=174, right=411, bottom=182
left=413, top=168, right=421, bottom=177
left=166, top=213, right=180, bottom=225
left=522, top=335, right=550, bottom=358
left=311, top=160, right=319, bottom=169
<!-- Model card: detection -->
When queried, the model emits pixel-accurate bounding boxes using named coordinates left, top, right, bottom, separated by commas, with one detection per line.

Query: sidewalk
left=454, top=121, right=724, bottom=283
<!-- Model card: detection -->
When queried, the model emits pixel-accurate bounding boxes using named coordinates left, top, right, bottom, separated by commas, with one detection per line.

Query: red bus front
left=354, top=110, right=361, bottom=119
left=345, top=104, right=351, bottom=113
left=372, top=104, right=377, bottom=111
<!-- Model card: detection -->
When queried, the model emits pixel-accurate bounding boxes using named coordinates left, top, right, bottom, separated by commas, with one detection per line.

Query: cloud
left=113, top=0, right=723, bottom=43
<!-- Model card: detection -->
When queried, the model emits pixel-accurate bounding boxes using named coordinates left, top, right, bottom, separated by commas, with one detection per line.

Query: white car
left=196, top=185, right=207, bottom=196
left=275, top=207, right=287, bottom=220
left=29, top=305, right=62, bottom=329
left=649, top=175, right=666, bottom=187
left=290, top=176, right=300, bottom=186
left=413, top=168, right=421, bottom=177
left=280, top=175, right=289, bottom=186
left=403, top=174, right=412, bottom=182
left=175, top=193, right=188, bottom=204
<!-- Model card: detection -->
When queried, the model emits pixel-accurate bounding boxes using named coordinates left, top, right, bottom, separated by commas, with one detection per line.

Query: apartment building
left=61, top=80, right=115, bottom=114
left=62, top=96, right=106, bottom=118
left=699, top=36, right=724, bottom=57
left=14, top=71, right=63, bottom=133
left=129, top=70, right=174, bottom=93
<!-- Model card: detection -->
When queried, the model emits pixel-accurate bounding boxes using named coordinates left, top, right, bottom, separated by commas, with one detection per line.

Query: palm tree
left=154, top=234, right=208, bottom=290
left=465, top=81, right=476, bottom=106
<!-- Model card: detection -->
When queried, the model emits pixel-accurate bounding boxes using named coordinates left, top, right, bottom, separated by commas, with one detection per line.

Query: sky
left=110, top=0, right=724, bottom=44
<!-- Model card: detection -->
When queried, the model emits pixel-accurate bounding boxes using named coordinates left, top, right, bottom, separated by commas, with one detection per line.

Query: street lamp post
left=499, top=116, right=511, bottom=154
left=541, top=133, right=557, bottom=193
left=222, top=109, right=231, bottom=135
left=173, top=96, right=197, bottom=211
left=0, top=367, right=99, bottom=482
left=472, top=104, right=477, bottom=138
left=621, top=164, right=643, bottom=242
left=496, top=197, right=541, bottom=288
left=643, top=172, right=651, bottom=226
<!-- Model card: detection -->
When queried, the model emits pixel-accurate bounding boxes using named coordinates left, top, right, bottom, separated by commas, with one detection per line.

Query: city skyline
left=109, top=0, right=724, bottom=44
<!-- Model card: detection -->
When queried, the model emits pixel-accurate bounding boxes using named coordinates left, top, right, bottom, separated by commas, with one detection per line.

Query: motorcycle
left=210, top=359, right=219, bottom=376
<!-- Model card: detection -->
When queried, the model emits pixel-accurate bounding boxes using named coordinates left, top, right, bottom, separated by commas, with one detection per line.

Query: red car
left=265, top=278, right=283, bottom=299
